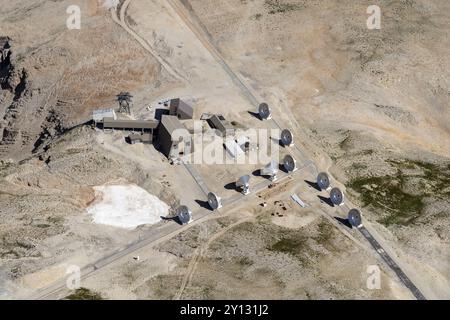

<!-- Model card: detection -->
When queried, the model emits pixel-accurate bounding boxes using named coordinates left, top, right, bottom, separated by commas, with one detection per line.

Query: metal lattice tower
left=117, top=92, right=133, bottom=115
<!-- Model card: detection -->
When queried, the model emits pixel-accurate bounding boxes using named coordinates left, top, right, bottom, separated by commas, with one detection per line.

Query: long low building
left=102, top=117, right=159, bottom=131
left=101, top=117, right=159, bottom=144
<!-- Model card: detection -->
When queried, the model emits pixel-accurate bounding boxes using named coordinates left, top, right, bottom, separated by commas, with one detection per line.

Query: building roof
left=209, top=114, right=234, bottom=133
left=169, top=98, right=194, bottom=118
left=177, top=100, right=193, bottom=117
left=224, top=139, right=245, bottom=158
left=93, top=108, right=116, bottom=122
left=169, top=98, right=180, bottom=115
left=103, top=118, right=159, bottom=129
left=160, top=115, right=188, bottom=135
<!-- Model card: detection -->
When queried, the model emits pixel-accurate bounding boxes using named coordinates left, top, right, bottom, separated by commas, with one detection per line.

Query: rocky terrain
left=0, top=0, right=177, bottom=160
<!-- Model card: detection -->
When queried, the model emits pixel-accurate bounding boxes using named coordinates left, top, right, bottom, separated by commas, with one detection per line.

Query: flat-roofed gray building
left=102, top=118, right=159, bottom=131
left=169, top=98, right=194, bottom=120
left=102, top=117, right=159, bottom=143
left=158, top=115, right=192, bottom=159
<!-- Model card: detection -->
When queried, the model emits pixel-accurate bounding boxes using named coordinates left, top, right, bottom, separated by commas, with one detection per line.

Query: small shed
left=169, top=98, right=194, bottom=120
left=224, top=138, right=245, bottom=158
left=207, top=114, right=235, bottom=136
left=236, top=136, right=250, bottom=152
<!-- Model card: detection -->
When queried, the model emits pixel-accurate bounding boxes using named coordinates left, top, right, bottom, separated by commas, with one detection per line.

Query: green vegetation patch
left=265, top=0, right=302, bottom=14
left=237, top=256, right=254, bottom=266
left=230, top=121, right=247, bottom=130
left=65, top=148, right=84, bottom=155
left=65, top=287, right=103, bottom=300
left=315, top=220, right=333, bottom=246
left=348, top=160, right=450, bottom=226
left=267, top=218, right=339, bottom=265
left=268, top=231, right=312, bottom=266
left=140, top=274, right=182, bottom=300
left=270, top=236, right=307, bottom=255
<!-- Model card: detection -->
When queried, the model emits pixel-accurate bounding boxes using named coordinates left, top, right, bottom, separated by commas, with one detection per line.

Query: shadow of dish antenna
left=207, top=192, right=222, bottom=211
left=236, top=175, right=251, bottom=195
left=330, top=187, right=345, bottom=206
left=283, top=154, right=297, bottom=173
left=258, top=103, right=272, bottom=120
left=317, top=172, right=331, bottom=191
left=261, top=160, right=279, bottom=181
left=280, top=129, right=294, bottom=147
left=176, top=205, right=192, bottom=225
left=348, top=208, right=363, bottom=228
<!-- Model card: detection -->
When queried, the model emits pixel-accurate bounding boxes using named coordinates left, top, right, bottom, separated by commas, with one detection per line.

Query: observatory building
left=169, top=98, right=194, bottom=120
left=101, top=118, right=159, bottom=135
left=207, top=114, right=235, bottom=137
left=158, top=115, right=193, bottom=159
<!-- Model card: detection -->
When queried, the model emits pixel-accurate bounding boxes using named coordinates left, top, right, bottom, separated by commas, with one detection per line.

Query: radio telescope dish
left=283, top=154, right=297, bottom=173
left=207, top=192, right=222, bottom=211
left=330, top=187, right=344, bottom=206
left=176, top=205, right=192, bottom=225
left=280, top=129, right=294, bottom=146
left=348, top=209, right=362, bottom=228
left=261, top=160, right=279, bottom=181
left=317, top=172, right=330, bottom=191
left=236, top=175, right=251, bottom=195
left=258, top=103, right=272, bottom=120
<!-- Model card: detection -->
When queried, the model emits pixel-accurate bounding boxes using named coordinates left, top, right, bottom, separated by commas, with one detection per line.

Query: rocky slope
left=0, top=0, right=173, bottom=160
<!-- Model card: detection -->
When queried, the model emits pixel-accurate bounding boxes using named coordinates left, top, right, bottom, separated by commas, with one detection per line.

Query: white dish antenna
left=207, top=192, right=222, bottom=211
left=261, top=160, right=279, bottom=181
left=258, top=103, right=272, bottom=120
left=330, top=187, right=344, bottom=206
left=317, top=172, right=330, bottom=191
left=280, top=129, right=294, bottom=147
left=348, top=209, right=362, bottom=228
left=176, top=205, right=192, bottom=225
left=283, top=154, right=297, bottom=173
left=236, top=175, right=251, bottom=195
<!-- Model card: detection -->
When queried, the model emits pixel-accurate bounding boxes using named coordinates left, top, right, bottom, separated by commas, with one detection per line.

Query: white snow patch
left=103, top=0, right=120, bottom=10
left=87, top=184, right=168, bottom=229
